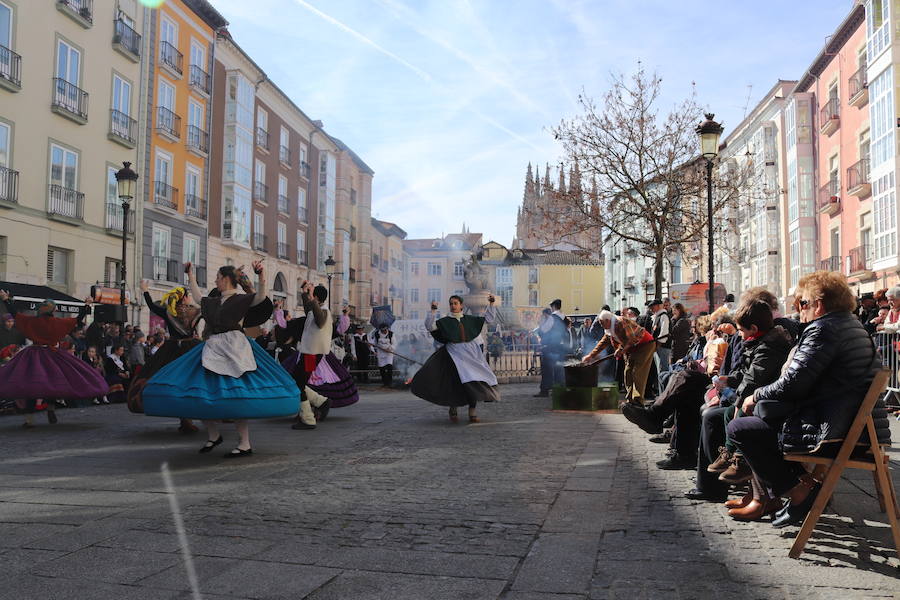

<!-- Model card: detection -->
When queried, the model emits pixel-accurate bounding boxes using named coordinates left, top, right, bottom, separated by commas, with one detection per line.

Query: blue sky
left=212, top=0, right=853, bottom=245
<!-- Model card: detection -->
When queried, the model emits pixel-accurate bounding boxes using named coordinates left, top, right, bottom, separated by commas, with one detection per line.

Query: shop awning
left=0, top=281, right=85, bottom=315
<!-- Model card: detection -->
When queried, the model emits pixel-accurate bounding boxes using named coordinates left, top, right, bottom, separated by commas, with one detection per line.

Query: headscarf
left=161, top=286, right=187, bottom=317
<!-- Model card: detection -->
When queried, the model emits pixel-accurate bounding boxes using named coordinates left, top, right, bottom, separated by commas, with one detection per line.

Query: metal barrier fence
left=873, top=332, right=900, bottom=410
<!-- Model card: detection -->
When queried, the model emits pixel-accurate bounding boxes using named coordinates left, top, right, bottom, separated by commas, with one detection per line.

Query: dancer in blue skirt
left=142, top=261, right=300, bottom=458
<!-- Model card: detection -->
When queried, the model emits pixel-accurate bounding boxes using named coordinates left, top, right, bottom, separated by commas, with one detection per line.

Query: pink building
left=809, top=4, right=872, bottom=293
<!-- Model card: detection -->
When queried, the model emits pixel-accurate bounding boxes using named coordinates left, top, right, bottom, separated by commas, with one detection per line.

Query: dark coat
left=755, top=311, right=891, bottom=453
left=724, top=326, right=792, bottom=405
left=669, top=315, right=692, bottom=362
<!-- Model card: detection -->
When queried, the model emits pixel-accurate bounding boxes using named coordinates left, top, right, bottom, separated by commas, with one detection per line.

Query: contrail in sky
left=287, top=0, right=545, bottom=153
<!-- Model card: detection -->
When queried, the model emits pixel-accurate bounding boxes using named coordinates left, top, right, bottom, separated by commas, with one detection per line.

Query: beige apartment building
left=0, top=0, right=145, bottom=312
left=402, top=229, right=482, bottom=321
left=369, top=218, right=407, bottom=318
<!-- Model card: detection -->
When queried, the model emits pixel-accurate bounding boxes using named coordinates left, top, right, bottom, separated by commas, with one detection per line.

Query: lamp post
left=324, top=255, right=336, bottom=310
left=696, top=113, right=724, bottom=314
left=114, top=161, right=138, bottom=316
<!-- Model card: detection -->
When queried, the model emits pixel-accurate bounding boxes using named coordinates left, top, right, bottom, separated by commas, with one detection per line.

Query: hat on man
left=550, top=299, right=562, bottom=310
left=861, top=292, right=875, bottom=300
left=647, top=299, right=662, bottom=307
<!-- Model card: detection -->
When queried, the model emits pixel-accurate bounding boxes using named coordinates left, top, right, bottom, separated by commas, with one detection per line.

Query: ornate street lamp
left=696, top=113, right=723, bottom=314
left=324, top=255, right=336, bottom=310
left=114, top=161, right=138, bottom=314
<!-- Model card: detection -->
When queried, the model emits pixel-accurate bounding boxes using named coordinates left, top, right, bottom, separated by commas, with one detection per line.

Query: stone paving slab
left=0, top=383, right=898, bottom=599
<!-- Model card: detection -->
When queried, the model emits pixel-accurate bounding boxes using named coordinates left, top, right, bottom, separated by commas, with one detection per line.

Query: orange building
left=140, top=0, right=226, bottom=329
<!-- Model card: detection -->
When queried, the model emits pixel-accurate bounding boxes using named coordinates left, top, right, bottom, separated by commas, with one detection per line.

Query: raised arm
left=483, top=295, right=497, bottom=324
left=425, top=307, right=438, bottom=332
left=251, top=262, right=267, bottom=307
left=185, top=263, right=203, bottom=304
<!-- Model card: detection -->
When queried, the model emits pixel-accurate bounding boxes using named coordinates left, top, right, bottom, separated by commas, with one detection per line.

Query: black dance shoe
left=223, top=448, right=252, bottom=459
left=199, top=436, right=223, bottom=453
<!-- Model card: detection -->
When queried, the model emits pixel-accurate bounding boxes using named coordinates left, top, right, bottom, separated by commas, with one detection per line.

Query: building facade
left=403, top=230, right=482, bottom=322
left=140, top=0, right=226, bottom=327
left=0, top=0, right=145, bottom=308
left=369, top=218, right=407, bottom=318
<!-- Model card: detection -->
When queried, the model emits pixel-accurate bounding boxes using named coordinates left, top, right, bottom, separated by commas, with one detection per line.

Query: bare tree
left=541, top=67, right=752, bottom=295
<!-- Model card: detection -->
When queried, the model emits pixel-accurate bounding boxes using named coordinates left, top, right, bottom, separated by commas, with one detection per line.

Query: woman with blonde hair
left=727, top=271, right=891, bottom=527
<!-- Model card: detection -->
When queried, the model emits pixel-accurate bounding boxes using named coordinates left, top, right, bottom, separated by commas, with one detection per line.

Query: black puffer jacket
left=755, top=311, right=891, bottom=453
left=725, top=325, right=793, bottom=405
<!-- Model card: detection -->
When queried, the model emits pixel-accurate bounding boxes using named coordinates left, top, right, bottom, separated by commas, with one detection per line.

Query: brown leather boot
left=724, top=492, right=752, bottom=509
left=727, top=498, right=782, bottom=521
left=718, top=454, right=752, bottom=484
left=707, top=446, right=732, bottom=473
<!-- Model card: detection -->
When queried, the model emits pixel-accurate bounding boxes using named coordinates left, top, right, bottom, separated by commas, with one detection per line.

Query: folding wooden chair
left=784, top=368, right=900, bottom=560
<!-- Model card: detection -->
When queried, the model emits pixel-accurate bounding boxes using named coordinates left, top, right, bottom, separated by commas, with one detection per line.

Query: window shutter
left=47, top=248, right=55, bottom=281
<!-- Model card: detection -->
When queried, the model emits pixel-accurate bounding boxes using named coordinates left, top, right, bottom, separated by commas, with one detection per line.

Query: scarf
left=161, top=287, right=186, bottom=317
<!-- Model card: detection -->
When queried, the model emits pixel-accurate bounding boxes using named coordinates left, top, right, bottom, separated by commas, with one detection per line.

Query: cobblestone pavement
left=0, top=384, right=898, bottom=599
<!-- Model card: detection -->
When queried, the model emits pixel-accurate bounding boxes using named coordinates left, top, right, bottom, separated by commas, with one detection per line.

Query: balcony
left=108, top=109, right=137, bottom=148
left=186, top=125, right=209, bottom=155
left=156, top=106, right=181, bottom=141
left=256, top=127, right=269, bottom=151
left=0, top=166, right=18, bottom=206
left=847, top=158, right=871, bottom=198
left=51, top=78, right=89, bottom=124
left=57, top=0, right=92, bottom=28
left=104, top=201, right=134, bottom=235
left=47, top=184, right=84, bottom=221
left=112, top=18, right=141, bottom=61
left=300, top=161, right=311, bottom=179
left=159, top=41, right=183, bottom=78
left=277, top=242, right=290, bottom=260
left=253, top=181, right=268, bottom=204
left=184, top=195, right=207, bottom=220
left=188, top=65, right=210, bottom=95
left=819, top=255, right=842, bottom=273
left=153, top=181, right=178, bottom=211
left=279, top=145, right=291, bottom=165
left=152, top=256, right=179, bottom=282
left=253, top=232, right=268, bottom=252
left=277, top=194, right=290, bottom=215
left=817, top=179, right=841, bottom=216
left=0, top=45, right=22, bottom=91
left=819, top=97, right=840, bottom=136
left=297, top=249, right=308, bottom=265
left=849, top=244, right=874, bottom=279
left=297, top=206, right=308, bottom=223
left=848, top=67, right=868, bottom=108
left=624, top=276, right=635, bottom=290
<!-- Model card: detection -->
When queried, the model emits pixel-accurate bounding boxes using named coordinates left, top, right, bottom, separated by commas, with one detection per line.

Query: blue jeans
left=655, top=346, right=671, bottom=374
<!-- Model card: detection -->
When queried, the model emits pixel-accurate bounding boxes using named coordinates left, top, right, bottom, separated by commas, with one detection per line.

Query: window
left=0, top=2, right=11, bottom=57
left=528, top=267, right=538, bottom=284
left=183, top=234, right=199, bottom=283
left=50, top=144, right=77, bottom=189
left=185, top=166, right=201, bottom=212
left=874, top=171, right=897, bottom=262
left=528, top=290, right=539, bottom=306
left=154, top=152, right=171, bottom=184
left=255, top=160, right=265, bottom=184
left=296, top=230, right=306, bottom=263
left=254, top=211, right=264, bottom=233
left=297, top=186, right=307, bottom=220
left=278, top=175, right=288, bottom=197
left=161, top=18, right=177, bottom=48
left=427, top=262, right=442, bottom=276
left=256, top=108, right=267, bottom=133
left=453, top=261, right=464, bottom=278
left=187, top=99, right=203, bottom=130
left=112, top=74, right=131, bottom=117
left=410, top=262, right=419, bottom=276
left=867, top=0, right=890, bottom=61
left=56, top=39, right=80, bottom=85
left=410, top=288, right=419, bottom=303
left=47, top=247, right=69, bottom=286
left=870, top=66, right=894, bottom=169
left=280, top=126, right=289, bottom=149
left=409, top=310, right=419, bottom=320
left=0, top=121, right=9, bottom=168
left=189, top=40, right=204, bottom=68
left=427, top=288, right=441, bottom=303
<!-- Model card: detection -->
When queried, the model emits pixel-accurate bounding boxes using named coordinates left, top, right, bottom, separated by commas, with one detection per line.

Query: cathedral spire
left=558, top=165, right=566, bottom=195
left=543, top=164, right=551, bottom=190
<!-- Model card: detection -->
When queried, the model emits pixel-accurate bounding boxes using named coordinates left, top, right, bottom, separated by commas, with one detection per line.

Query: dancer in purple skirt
left=0, top=290, right=109, bottom=428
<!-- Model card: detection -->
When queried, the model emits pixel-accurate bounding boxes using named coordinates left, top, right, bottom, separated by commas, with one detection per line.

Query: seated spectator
left=104, top=345, right=130, bottom=403
left=728, top=271, right=891, bottom=528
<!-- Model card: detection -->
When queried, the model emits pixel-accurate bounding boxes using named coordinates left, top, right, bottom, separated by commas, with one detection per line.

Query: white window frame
left=189, top=39, right=205, bottom=68
left=0, top=121, right=9, bottom=168
left=280, top=126, right=289, bottom=149
left=49, top=143, right=78, bottom=190
left=187, top=99, right=203, bottom=130
left=154, top=150, right=173, bottom=185
left=56, top=39, right=80, bottom=85
left=256, top=107, right=267, bottom=132
left=47, top=246, right=70, bottom=286
left=278, top=174, right=288, bottom=198
left=158, top=78, right=175, bottom=111
left=112, top=74, right=131, bottom=116
left=160, top=17, right=178, bottom=49
left=277, top=221, right=287, bottom=245
left=152, top=224, right=171, bottom=259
